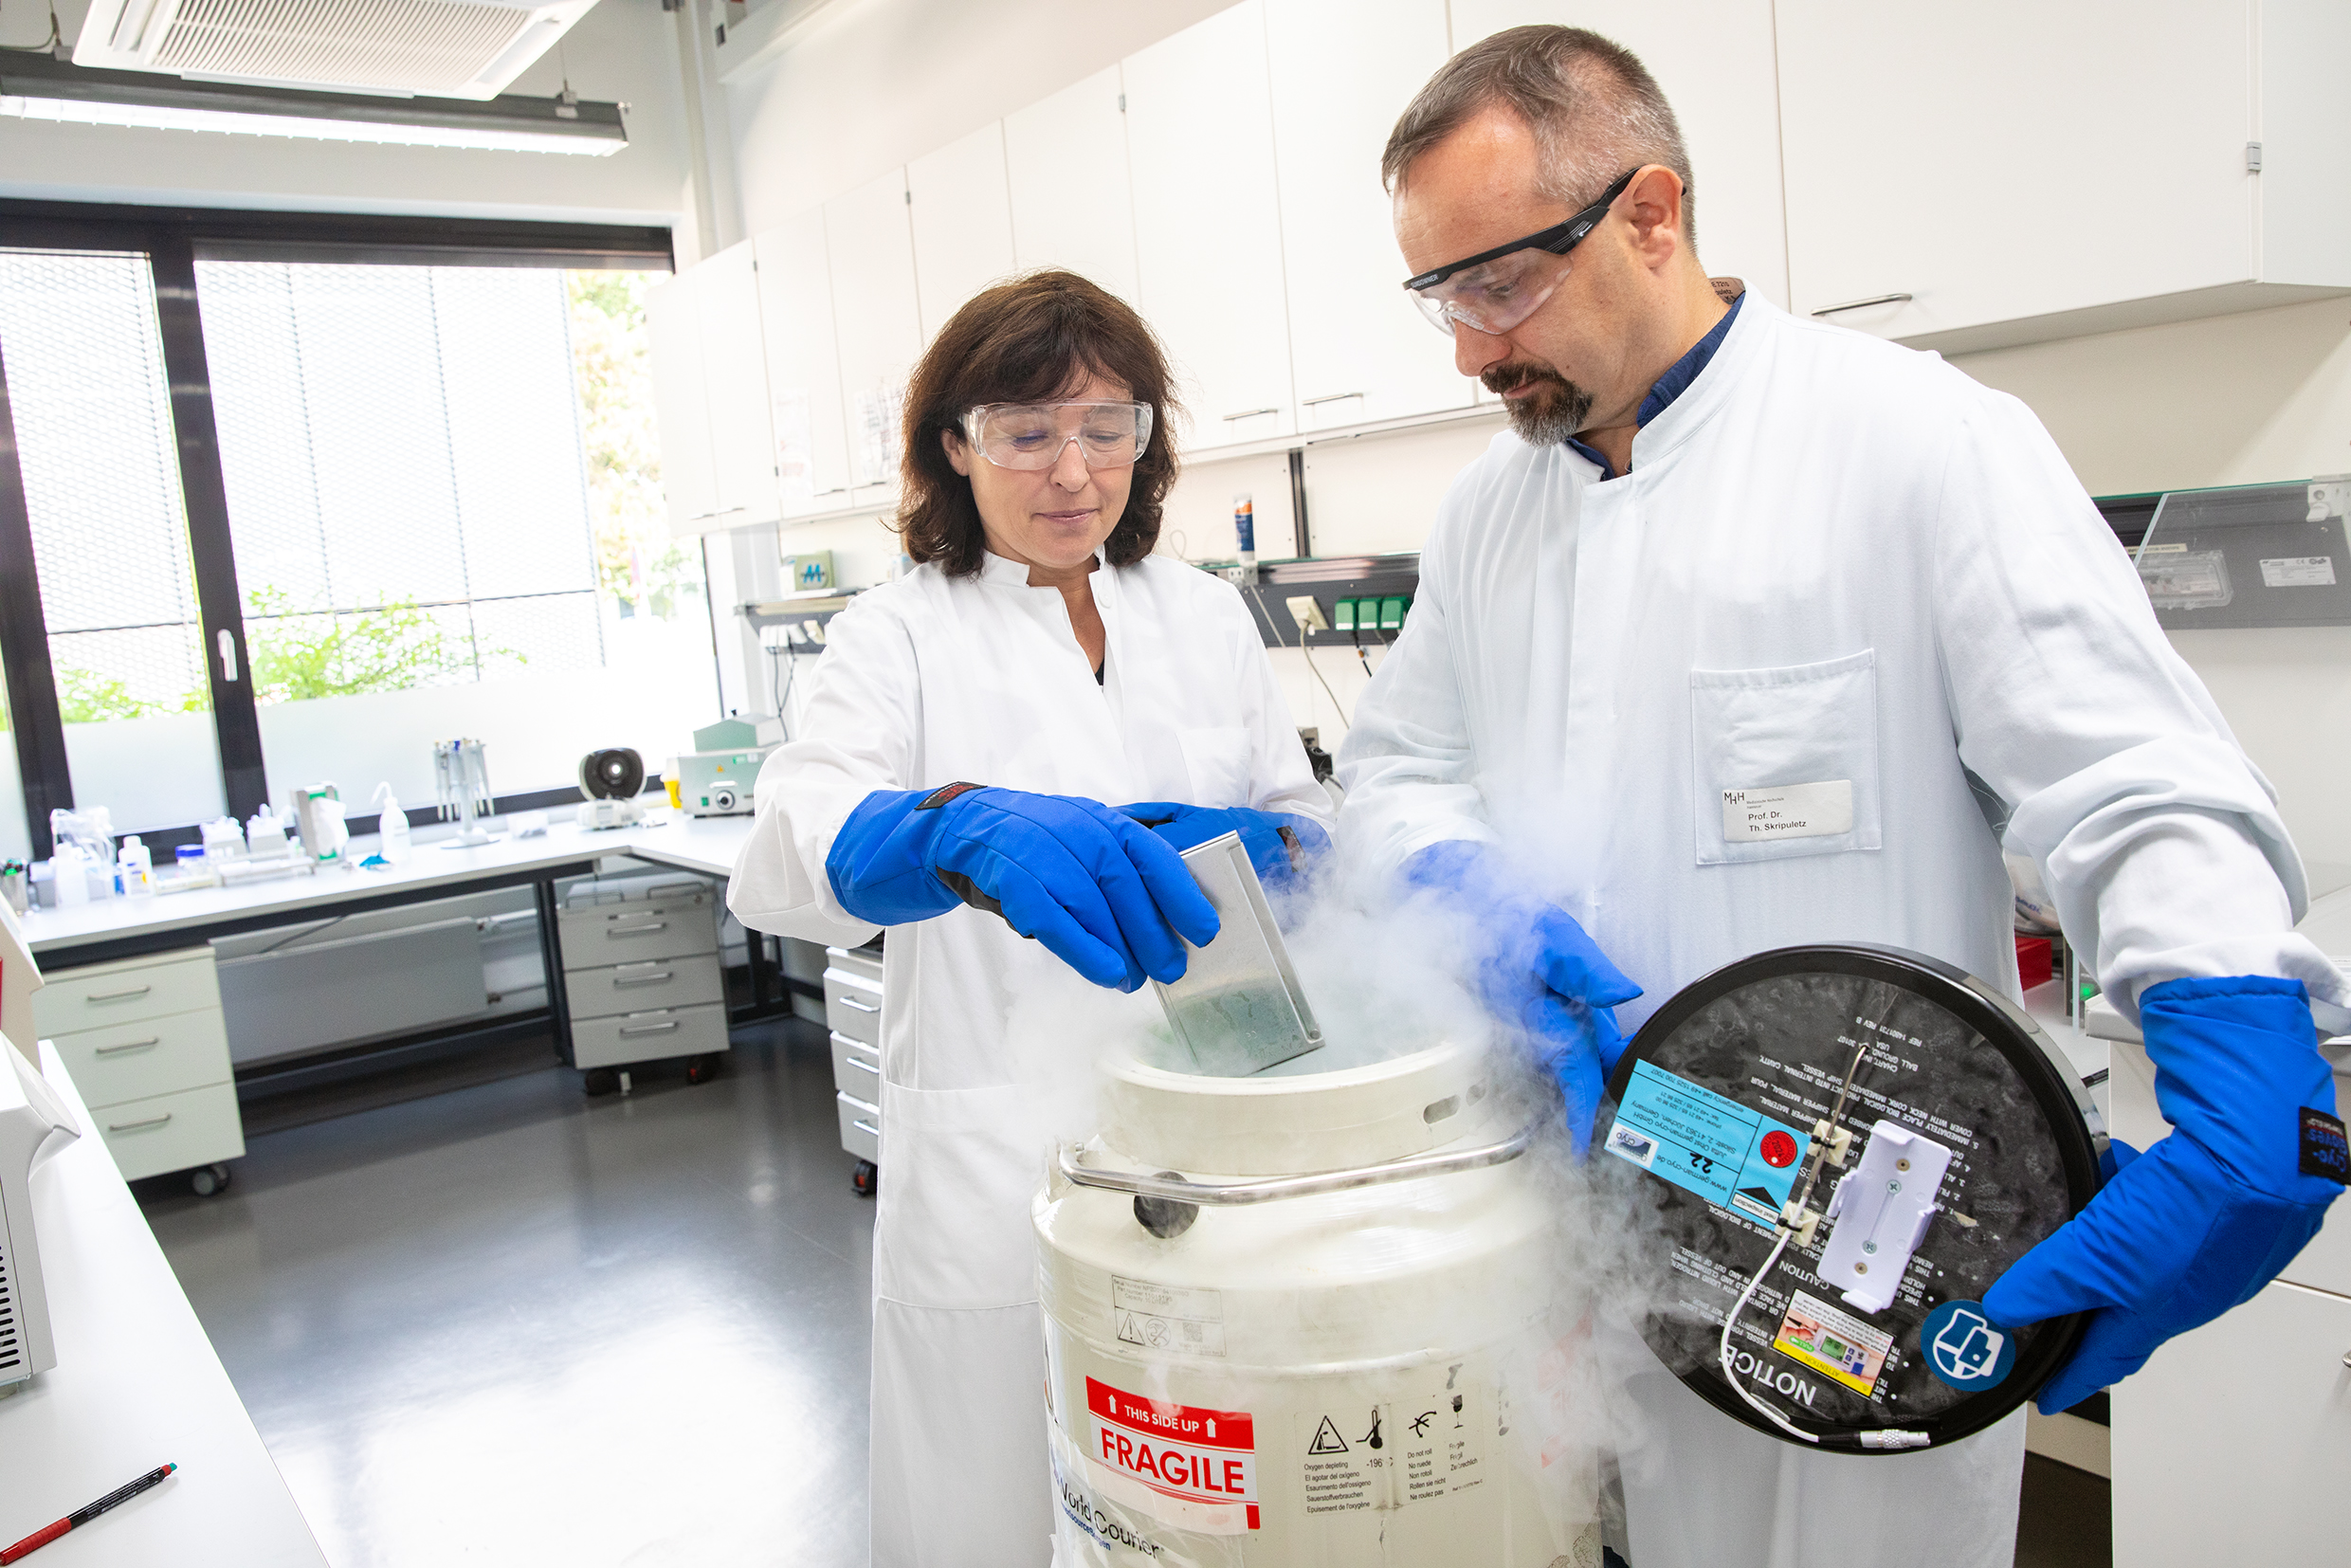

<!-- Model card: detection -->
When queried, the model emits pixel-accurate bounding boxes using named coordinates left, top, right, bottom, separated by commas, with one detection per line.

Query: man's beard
left=1482, top=362, right=1593, bottom=447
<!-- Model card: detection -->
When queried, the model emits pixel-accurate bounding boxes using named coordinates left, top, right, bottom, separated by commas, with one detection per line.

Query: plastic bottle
left=373, top=782, right=411, bottom=865
left=50, top=844, right=90, bottom=907
left=119, top=835, right=154, bottom=897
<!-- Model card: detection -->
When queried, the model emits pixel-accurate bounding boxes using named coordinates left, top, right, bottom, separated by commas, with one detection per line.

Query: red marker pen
left=1, top=1464, right=176, bottom=1563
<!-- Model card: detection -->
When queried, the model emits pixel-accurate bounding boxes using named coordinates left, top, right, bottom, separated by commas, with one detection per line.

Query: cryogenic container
left=1035, top=1041, right=1600, bottom=1568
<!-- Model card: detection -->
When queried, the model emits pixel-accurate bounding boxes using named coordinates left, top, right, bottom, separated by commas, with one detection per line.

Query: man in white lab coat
left=1340, top=26, right=2348, bottom=1568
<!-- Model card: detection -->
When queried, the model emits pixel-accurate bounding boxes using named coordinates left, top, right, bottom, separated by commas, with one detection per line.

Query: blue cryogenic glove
left=826, top=783, right=1220, bottom=993
left=1983, top=975, right=2349, bottom=1413
left=1404, top=841, right=1642, bottom=1153
left=1115, top=802, right=1332, bottom=894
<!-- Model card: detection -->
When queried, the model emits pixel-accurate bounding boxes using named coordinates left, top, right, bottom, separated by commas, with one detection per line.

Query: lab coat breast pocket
left=1177, top=725, right=1254, bottom=808
left=1689, top=649, right=1883, bottom=866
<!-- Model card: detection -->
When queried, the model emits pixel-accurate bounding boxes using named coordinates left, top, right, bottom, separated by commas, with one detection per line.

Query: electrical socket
left=1286, top=594, right=1329, bottom=633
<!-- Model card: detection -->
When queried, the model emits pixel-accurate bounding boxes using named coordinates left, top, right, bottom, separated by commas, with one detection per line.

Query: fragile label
left=1084, top=1377, right=1259, bottom=1526
left=1396, top=1373, right=1486, bottom=1507
left=1112, top=1276, right=1227, bottom=1358
left=1722, top=779, right=1852, bottom=843
left=1774, top=1289, right=1895, bottom=1395
left=1605, top=1060, right=1811, bottom=1224
left=2262, top=556, right=2338, bottom=588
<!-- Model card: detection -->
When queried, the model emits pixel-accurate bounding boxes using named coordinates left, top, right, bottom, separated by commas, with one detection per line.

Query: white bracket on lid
left=1817, top=1120, right=1953, bottom=1314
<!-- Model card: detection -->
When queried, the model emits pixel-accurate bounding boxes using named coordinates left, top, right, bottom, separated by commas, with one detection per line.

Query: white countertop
left=20, top=812, right=757, bottom=957
left=0, top=1044, right=328, bottom=1566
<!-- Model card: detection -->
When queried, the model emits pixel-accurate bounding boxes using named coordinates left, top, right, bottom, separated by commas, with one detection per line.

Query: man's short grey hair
left=1383, top=26, right=1697, bottom=251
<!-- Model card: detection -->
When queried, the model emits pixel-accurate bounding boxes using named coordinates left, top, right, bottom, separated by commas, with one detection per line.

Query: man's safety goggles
left=1402, top=167, right=1640, bottom=337
left=960, top=401, right=1154, bottom=471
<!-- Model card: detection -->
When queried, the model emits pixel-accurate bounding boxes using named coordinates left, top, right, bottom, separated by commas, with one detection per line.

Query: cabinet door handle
left=85, top=984, right=154, bottom=1004
left=1301, top=392, right=1363, bottom=407
left=108, top=1112, right=173, bottom=1133
left=1811, top=292, right=1914, bottom=318
left=843, top=1053, right=880, bottom=1076
left=685, top=506, right=748, bottom=523
left=815, top=486, right=849, bottom=497
left=833, top=995, right=879, bottom=1013
left=619, top=1018, right=682, bottom=1037
left=852, top=1119, right=880, bottom=1138
left=613, top=970, right=676, bottom=988
left=95, top=1037, right=161, bottom=1055
left=1222, top=407, right=1280, bottom=422
left=608, top=921, right=669, bottom=938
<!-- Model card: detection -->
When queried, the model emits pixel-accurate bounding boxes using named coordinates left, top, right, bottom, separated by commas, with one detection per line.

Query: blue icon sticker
left=1922, top=1299, right=2015, bottom=1392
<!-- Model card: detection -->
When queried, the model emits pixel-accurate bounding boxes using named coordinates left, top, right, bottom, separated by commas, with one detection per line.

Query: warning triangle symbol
left=1307, top=1416, right=1349, bottom=1455
left=1117, top=1313, right=1146, bottom=1345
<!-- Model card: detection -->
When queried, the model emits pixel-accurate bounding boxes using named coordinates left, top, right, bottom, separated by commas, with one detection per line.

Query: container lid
left=1598, top=944, right=2102, bottom=1451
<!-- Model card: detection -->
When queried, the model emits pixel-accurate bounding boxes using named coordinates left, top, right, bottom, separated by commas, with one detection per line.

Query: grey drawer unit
left=561, top=874, right=727, bottom=1084
left=825, top=944, right=884, bottom=1185
left=836, top=1090, right=881, bottom=1164
left=572, top=1001, right=731, bottom=1071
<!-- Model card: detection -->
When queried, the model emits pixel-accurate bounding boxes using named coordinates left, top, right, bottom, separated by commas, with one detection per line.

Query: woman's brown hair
left=896, top=270, right=1180, bottom=576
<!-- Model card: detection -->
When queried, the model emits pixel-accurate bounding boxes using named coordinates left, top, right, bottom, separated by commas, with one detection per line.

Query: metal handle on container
left=834, top=995, right=879, bottom=1013
left=613, top=970, right=675, bottom=988
left=95, top=1037, right=161, bottom=1056
left=1057, top=1117, right=1538, bottom=1209
left=609, top=921, right=668, bottom=938
left=108, top=1113, right=173, bottom=1134
left=618, top=1019, right=681, bottom=1037
left=86, top=984, right=154, bottom=1004
left=843, top=1054, right=880, bottom=1077
left=852, top=1119, right=880, bottom=1138
left=1811, top=292, right=1913, bottom=318
left=1222, top=407, right=1280, bottom=422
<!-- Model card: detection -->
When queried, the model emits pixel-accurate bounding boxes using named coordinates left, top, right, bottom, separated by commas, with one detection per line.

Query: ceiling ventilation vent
left=74, top=0, right=600, bottom=100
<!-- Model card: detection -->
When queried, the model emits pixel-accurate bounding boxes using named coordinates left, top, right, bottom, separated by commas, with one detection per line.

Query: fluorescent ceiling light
left=0, top=50, right=625, bottom=155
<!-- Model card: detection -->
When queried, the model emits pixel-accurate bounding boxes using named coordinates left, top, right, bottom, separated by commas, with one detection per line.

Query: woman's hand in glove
left=825, top=783, right=1220, bottom=992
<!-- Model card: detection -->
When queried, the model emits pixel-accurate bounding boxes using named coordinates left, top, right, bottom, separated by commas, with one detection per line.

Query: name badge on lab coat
left=1722, top=780, right=1853, bottom=843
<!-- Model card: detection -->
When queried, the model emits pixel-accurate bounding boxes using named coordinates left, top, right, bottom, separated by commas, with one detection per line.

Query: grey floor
left=138, top=1018, right=2108, bottom=1568
left=141, top=1019, right=876, bottom=1568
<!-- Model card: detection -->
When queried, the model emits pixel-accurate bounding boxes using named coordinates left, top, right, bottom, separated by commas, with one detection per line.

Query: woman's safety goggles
left=960, top=400, right=1154, bottom=470
left=1402, top=167, right=1640, bottom=337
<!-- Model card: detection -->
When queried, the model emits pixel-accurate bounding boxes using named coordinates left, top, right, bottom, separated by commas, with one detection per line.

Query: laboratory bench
left=0, top=1042, right=329, bottom=1567
left=13, top=812, right=778, bottom=1186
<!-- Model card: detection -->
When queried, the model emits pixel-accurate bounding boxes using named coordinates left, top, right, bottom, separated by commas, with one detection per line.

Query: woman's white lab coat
left=729, top=550, right=1327, bottom=1567
left=1336, top=292, right=2345, bottom=1568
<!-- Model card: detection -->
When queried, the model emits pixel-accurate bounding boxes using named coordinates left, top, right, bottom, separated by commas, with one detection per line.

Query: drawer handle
left=608, top=921, right=669, bottom=938
left=1301, top=392, right=1363, bottom=407
left=1811, top=291, right=1914, bottom=318
left=619, top=1019, right=682, bottom=1036
left=852, top=1119, right=880, bottom=1137
left=1221, top=407, right=1279, bottom=422
left=108, top=1112, right=173, bottom=1134
left=613, top=971, right=677, bottom=988
left=843, top=1054, right=880, bottom=1076
left=95, top=1037, right=162, bottom=1056
left=834, top=995, right=879, bottom=1013
left=86, top=984, right=155, bottom=1004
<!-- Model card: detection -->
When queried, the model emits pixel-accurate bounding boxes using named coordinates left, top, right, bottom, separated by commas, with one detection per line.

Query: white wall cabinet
left=1776, top=0, right=2351, bottom=354
left=1265, top=0, right=1465, bottom=432
left=646, top=273, right=720, bottom=537
left=695, top=240, right=781, bottom=533
left=825, top=168, right=926, bottom=495
left=1123, top=0, right=1297, bottom=452
left=908, top=123, right=1020, bottom=341
left=1449, top=0, right=1791, bottom=310
left=1006, top=66, right=1141, bottom=305
left=755, top=214, right=855, bottom=519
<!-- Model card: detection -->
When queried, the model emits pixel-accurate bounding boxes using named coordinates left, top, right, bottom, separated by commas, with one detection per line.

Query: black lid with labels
left=1598, top=944, right=2105, bottom=1451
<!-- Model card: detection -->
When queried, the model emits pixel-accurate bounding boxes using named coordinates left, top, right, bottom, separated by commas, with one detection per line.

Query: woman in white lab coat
left=727, top=271, right=1330, bottom=1567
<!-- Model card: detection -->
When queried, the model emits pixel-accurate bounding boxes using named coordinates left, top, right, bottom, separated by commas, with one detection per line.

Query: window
left=0, top=205, right=685, bottom=859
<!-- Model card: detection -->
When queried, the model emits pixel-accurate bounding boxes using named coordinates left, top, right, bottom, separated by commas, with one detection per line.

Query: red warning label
left=1084, top=1377, right=1259, bottom=1525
